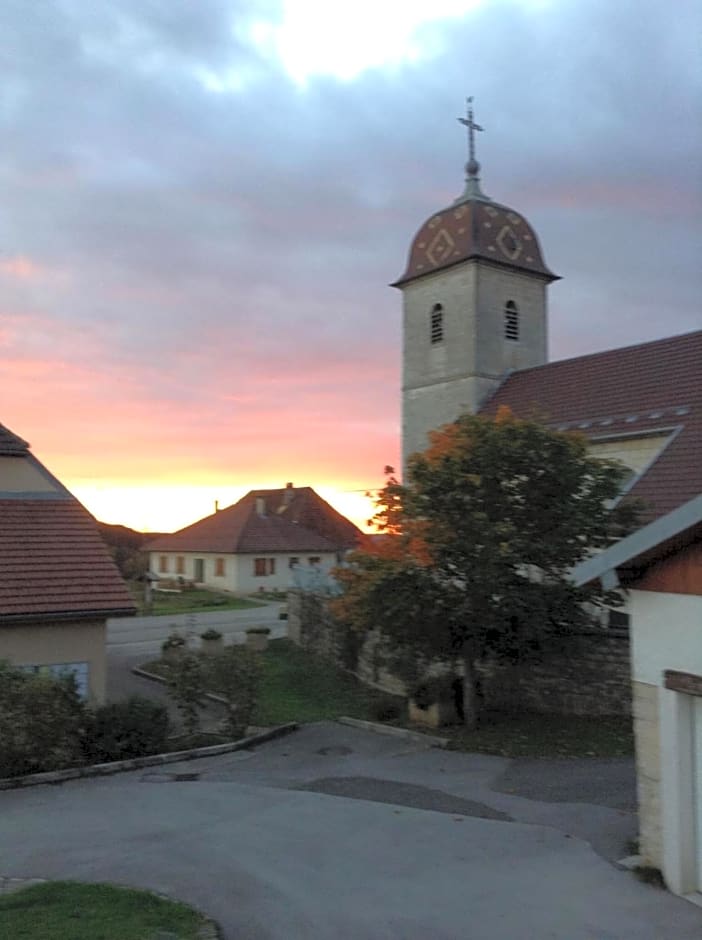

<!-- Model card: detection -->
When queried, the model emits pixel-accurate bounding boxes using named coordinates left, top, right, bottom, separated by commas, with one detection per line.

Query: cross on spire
left=457, top=96, right=483, bottom=173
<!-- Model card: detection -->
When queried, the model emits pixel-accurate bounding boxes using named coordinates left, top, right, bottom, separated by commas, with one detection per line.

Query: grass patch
left=443, top=711, right=634, bottom=758
left=130, top=584, right=266, bottom=616
left=142, top=639, right=402, bottom=728
left=0, top=881, right=208, bottom=940
left=253, top=640, right=402, bottom=725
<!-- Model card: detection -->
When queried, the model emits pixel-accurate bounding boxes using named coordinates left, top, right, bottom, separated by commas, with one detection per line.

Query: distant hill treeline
left=97, top=521, right=166, bottom=580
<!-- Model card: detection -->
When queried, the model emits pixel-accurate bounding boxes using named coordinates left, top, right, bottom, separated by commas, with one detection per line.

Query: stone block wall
left=288, top=590, right=632, bottom=716
left=631, top=681, right=662, bottom=866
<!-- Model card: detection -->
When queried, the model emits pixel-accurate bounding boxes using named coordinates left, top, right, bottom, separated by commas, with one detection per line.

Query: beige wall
left=0, top=456, right=59, bottom=491
left=589, top=432, right=673, bottom=480
left=632, top=681, right=662, bottom=865
left=0, top=618, right=107, bottom=704
left=401, top=260, right=548, bottom=469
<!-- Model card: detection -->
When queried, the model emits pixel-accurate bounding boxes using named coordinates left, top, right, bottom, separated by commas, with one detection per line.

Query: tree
left=333, top=409, right=637, bottom=729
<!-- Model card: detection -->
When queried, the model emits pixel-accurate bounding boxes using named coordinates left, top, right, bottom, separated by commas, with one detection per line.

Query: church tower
left=394, top=101, right=559, bottom=470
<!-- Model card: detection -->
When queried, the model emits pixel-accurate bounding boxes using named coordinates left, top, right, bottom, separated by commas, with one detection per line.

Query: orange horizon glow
left=68, top=481, right=382, bottom=535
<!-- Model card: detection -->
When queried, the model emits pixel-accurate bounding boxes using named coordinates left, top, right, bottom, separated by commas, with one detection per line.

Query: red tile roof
left=394, top=198, right=558, bottom=286
left=0, top=423, right=30, bottom=456
left=0, top=422, right=136, bottom=621
left=480, top=330, right=702, bottom=522
left=0, top=498, right=137, bottom=620
left=147, top=486, right=363, bottom=554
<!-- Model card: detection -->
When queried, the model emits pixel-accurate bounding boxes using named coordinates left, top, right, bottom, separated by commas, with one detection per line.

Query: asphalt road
left=2, top=721, right=701, bottom=939
left=106, top=602, right=286, bottom=659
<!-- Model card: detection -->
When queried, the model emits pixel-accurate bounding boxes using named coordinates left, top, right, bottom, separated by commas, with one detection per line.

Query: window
left=159, top=555, right=168, bottom=573
left=308, top=556, right=321, bottom=566
left=20, top=662, right=89, bottom=700
left=215, top=557, right=225, bottom=577
left=289, top=557, right=299, bottom=568
left=254, top=558, right=275, bottom=576
left=504, top=301, right=519, bottom=341
left=608, top=609, right=630, bottom=630
left=176, top=556, right=185, bottom=575
left=430, top=304, right=444, bottom=344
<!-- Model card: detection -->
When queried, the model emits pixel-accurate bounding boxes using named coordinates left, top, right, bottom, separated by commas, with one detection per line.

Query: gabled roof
left=0, top=423, right=30, bottom=456
left=0, top=423, right=136, bottom=622
left=572, top=494, right=702, bottom=589
left=480, top=330, right=702, bottom=522
left=147, top=485, right=363, bottom=555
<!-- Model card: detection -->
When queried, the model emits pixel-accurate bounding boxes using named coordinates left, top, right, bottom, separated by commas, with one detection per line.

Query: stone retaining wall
left=288, top=590, right=632, bottom=716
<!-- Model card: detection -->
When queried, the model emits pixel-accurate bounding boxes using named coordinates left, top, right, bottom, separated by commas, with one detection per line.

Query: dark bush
left=83, top=696, right=170, bottom=763
left=0, top=660, right=87, bottom=778
left=368, top=696, right=403, bottom=723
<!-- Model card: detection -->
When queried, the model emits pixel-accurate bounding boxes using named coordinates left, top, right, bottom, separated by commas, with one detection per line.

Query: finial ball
left=467, top=158, right=480, bottom=177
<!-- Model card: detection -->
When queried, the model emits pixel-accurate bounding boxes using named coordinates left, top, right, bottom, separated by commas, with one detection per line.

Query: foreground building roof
left=480, top=330, right=702, bottom=523
left=147, top=484, right=363, bottom=555
left=0, top=422, right=137, bottom=621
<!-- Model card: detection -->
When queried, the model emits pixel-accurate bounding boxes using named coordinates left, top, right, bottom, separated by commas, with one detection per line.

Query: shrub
left=167, top=654, right=206, bottom=737
left=0, top=661, right=86, bottom=778
left=201, top=629, right=222, bottom=641
left=205, top=647, right=262, bottom=739
left=410, top=674, right=457, bottom=710
left=83, top=696, right=170, bottom=763
left=162, top=632, right=186, bottom=652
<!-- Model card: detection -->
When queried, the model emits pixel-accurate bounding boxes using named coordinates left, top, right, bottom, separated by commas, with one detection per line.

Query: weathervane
left=457, top=96, right=483, bottom=176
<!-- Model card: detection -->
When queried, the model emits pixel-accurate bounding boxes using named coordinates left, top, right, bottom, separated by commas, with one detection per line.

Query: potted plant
left=161, top=632, right=187, bottom=663
left=245, top=626, right=271, bottom=652
left=408, top=674, right=458, bottom=729
left=200, top=628, right=224, bottom=654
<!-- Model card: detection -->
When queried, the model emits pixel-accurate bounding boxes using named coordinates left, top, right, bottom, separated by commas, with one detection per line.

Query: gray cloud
left=1, top=0, right=700, bottom=478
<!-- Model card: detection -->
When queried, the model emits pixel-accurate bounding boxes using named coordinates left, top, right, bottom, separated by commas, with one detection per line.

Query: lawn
left=443, top=711, right=634, bottom=758
left=130, top=583, right=267, bottom=615
left=253, top=639, right=401, bottom=726
left=141, top=640, right=634, bottom=758
left=0, top=881, right=209, bottom=940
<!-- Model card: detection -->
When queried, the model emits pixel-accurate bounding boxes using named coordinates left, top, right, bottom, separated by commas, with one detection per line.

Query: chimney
left=255, top=496, right=266, bottom=516
left=214, top=500, right=219, bottom=513
left=284, top=482, right=294, bottom=506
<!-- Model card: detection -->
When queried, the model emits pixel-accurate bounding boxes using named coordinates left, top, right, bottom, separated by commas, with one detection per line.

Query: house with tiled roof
left=0, top=422, right=136, bottom=703
left=572, top=495, right=702, bottom=899
left=147, top=484, right=362, bottom=594
left=480, top=330, right=702, bottom=524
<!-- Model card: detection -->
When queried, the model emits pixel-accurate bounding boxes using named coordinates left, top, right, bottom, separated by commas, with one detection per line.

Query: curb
left=132, top=665, right=230, bottom=707
left=337, top=716, right=448, bottom=748
left=0, top=723, right=298, bottom=791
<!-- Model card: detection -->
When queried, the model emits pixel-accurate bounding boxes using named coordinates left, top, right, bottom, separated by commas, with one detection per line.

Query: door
left=194, top=558, right=205, bottom=583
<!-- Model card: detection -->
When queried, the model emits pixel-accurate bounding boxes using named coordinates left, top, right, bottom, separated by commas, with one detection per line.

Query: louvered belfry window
left=505, top=300, right=519, bottom=341
left=430, top=304, right=444, bottom=344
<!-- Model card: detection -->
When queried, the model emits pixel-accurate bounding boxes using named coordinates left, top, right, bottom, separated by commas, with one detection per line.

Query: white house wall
left=629, top=589, right=702, bottom=898
left=149, top=550, right=337, bottom=595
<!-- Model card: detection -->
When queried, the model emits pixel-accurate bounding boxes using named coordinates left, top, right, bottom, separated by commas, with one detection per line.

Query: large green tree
left=334, top=409, right=637, bottom=728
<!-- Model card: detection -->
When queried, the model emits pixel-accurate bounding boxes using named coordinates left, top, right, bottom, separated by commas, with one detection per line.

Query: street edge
left=337, top=715, right=448, bottom=748
left=0, top=723, right=298, bottom=791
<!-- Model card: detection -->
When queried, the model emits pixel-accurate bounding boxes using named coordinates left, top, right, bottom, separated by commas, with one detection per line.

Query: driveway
left=1, top=721, right=700, bottom=939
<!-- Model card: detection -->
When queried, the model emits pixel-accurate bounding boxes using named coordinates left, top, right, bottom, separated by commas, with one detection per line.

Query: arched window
left=504, top=300, right=519, bottom=341
left=430, top=304, right=443, bottom=344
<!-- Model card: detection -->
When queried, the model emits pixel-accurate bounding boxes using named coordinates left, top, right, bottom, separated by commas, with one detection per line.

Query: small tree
left=333, top=409, right=637, bottom=729
left=206, top=647, right=262, bottom=739
left=167, top=654, right=206, bottom=738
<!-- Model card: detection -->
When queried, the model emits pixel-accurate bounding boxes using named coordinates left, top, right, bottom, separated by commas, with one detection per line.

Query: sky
left=2, top=0, right=700, bottom=533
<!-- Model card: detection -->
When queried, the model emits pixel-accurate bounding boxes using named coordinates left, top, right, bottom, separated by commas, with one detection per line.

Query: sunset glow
left=2, top=1, right=699, bottom=536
